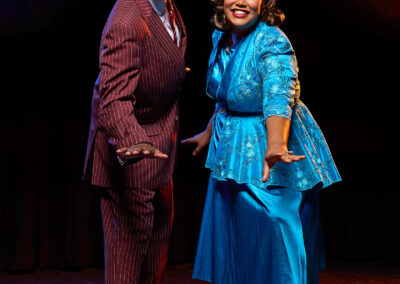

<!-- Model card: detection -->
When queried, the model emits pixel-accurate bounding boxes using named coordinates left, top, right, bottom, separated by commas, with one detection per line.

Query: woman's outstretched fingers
left=181, top=138, right=194, bottom=144
left=263, top=152, right=307, bottom=181
left=281, top=153, right=307, bottom=164
left=287, top=154, right=306, bottom=162
left=182, top=130, right=212, bottom=156
left=292, top=154, right=306, bottom=161
left=181, top=136, right=205, bottom=156
left=193, top=144, right=204, bottom=156
left=262, top=158, right=270, bottom=183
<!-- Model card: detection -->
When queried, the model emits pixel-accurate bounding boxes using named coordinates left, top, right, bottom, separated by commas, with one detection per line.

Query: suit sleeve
left=259, top=33, right=300, bottom=121
left=98, top=23, right=149, bottom=150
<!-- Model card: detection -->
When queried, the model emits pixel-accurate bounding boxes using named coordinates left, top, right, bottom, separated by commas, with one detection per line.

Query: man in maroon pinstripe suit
left=83, top=0, right=187, bottom=282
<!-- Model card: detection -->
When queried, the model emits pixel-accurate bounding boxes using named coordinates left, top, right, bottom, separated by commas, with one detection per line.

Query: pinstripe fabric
left=83, top=0, right=186, bottom=283
left=101, top=180, right=174, bottom=284
left=83, top=0, right=187, bottom=190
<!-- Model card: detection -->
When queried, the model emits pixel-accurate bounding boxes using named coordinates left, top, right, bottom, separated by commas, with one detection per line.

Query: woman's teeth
left=233, top=10, right=249, bottom=15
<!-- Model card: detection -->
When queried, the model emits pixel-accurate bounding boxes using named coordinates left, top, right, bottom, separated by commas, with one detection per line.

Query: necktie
left=166, top=0, right=178, bottom=45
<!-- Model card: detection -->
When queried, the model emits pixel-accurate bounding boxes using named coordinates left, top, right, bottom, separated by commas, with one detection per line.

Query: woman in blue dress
left=182, top=0, right=341, bottom=283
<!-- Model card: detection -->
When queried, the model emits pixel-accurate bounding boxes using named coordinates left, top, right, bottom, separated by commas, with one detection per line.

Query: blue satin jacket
left=205, top=22, right=341, bottom=191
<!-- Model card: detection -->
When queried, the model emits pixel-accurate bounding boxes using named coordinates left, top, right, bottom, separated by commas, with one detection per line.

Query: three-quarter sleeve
left=259, top=34, right=299, bottom=120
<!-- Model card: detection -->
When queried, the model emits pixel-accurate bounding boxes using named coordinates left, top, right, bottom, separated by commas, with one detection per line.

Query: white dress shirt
left=149, top=0, right=181, bottom=46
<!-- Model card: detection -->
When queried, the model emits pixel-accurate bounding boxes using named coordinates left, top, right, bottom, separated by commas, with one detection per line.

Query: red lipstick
left=231, top=9, right=250, bottom=18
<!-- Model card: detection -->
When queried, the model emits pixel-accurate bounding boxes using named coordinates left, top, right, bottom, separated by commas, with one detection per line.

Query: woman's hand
left=262, top=145, right=306, bottom=183
left=181, top=131, right=212, bottom=156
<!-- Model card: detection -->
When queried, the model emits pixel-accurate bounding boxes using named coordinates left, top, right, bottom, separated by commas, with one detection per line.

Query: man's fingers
left=125, top=145, right=148, bottom=156
left=116, top=147, right=128, bottom=154
left=124, top=148, right=167, bottom=159
left=126, top=147, right=141, bottom=156
left=154, top=150, right=168, bottom=159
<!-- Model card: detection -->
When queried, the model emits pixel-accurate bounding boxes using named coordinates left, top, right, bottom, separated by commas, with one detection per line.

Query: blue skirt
left=192, top=177, right=325, bottom=284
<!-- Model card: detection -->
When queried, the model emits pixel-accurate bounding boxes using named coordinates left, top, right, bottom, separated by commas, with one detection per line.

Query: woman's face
left=224, top=0, right=262, bottom=34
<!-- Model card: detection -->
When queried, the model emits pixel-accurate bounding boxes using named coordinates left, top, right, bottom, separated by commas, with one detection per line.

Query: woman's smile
left=231, top=8, right=251, bottom=18
left=224, top=0, right=262, bottom=36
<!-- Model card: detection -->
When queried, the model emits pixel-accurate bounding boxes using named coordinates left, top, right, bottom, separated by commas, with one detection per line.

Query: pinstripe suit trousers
left=101, top=180, right=174, bottom=284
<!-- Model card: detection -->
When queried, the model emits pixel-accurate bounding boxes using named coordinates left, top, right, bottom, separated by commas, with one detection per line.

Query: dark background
left=0, top=0, right=399, bottom=272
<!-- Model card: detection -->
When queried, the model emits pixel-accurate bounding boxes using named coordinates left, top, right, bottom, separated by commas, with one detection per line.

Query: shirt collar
left=148, top=0, right=166, bottom=16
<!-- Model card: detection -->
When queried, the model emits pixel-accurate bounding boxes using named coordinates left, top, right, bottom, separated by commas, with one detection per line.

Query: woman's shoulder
left=254, top=22, right=294, bottom=55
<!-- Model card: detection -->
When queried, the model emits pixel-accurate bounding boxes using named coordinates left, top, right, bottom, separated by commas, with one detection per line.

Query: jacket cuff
left=264, top=105, right=293, bottom=120
left=111, top=127, right=151, bottom=151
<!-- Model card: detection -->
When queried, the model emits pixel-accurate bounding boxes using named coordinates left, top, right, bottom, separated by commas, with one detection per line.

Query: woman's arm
left=259, top=31, right=306, bottom=182
left=262, top=116, right=306, bottom=182
left=181, top=110, right=216, bottom=156
left=266, top=116, right=291, bottom=150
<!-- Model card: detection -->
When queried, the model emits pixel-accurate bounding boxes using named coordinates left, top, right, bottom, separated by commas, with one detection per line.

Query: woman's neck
left=229, top=20, right=259, bottom=47
left=228, top=30, right=245, bottom=47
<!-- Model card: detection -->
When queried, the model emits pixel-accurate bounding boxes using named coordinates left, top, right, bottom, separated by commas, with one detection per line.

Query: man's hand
left=117, top=143, right=168, bottom=162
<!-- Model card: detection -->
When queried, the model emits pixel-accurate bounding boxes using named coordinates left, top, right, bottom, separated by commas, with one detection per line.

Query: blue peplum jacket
left=205, top=21, right=341, bottom=191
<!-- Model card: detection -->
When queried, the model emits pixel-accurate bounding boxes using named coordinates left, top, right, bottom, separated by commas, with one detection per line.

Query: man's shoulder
left=108, top=0, right=143, bottom=27
left=103, top=1, right=149, bottom=39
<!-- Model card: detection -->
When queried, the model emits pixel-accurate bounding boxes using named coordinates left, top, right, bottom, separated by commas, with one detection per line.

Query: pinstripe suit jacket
left=83, top=0, right=187, bottom=189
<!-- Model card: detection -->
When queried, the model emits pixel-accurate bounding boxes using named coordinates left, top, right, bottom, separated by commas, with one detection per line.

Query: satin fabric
left=300, top=187, right=327, bottom=284
left=193, top=21, right=337, bottom=284
left=193, top=178, right=308, bottom=284
left=205, top=22, right=341, bottom=191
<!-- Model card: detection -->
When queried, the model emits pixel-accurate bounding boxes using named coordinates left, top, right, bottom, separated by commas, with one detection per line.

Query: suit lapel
left=137, top=0, right=186, bottom=80
left=170, top=0, right=187, bottom=55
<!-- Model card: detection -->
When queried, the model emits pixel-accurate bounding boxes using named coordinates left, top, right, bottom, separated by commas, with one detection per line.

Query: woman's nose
left=235, top=0, right=247, bottom=7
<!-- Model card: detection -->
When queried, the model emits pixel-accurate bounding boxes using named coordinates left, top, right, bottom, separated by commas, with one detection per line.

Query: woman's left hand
left=262, top=146, right=306, bottom=183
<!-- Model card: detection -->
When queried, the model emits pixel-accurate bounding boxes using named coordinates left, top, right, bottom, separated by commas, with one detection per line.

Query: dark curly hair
left=210, top=0, right=285, bottom=31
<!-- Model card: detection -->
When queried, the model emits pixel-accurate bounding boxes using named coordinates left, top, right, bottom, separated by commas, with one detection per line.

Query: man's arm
left=98, top=23, right=167, bottom=161
left=98, top=23, right=148, bottom=150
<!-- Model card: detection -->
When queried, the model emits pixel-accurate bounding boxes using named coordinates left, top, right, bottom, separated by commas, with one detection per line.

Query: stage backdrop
left=1, top=0, right=399, bottom=271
